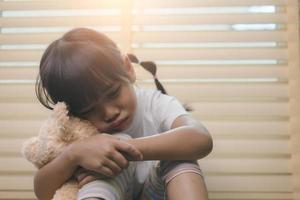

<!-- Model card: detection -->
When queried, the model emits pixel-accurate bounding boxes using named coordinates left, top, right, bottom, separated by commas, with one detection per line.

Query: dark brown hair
left=36, top=28, right=131, bottom=116
left=36, top=27, right=191, bottom=116
left=127, top=54, right=192, bottom=111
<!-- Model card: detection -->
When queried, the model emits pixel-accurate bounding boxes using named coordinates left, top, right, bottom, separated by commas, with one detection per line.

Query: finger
left=78, top=175, right=97, bottom=188
left=111, top=151, right=129, bottom=169
left=74, top=167, right=88, bottom=181
left=89, top=171, right=107, bottom=179
left=114, top=141, right=143, bottom=161
left=103, top=158, right=122, bottom=175
left=76, top=172, right=89, bottom=182
left=95, top=165, right=114, bottom=177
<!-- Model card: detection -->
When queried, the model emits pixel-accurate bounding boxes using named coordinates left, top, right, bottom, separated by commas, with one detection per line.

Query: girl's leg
left=139, top=160, right=207, bottom=200
left=166, top=172, right=208, bottom=200
left=162, top=161, right=208, bottom=200
left=77, top=161, right=136, bottom=200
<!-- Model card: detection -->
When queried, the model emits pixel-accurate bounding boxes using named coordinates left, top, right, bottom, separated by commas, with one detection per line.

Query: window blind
left=0, top=0, right=299, bottom=199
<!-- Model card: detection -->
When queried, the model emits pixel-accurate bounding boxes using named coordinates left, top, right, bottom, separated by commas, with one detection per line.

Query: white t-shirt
left=122, top=86, right=188, bottom=195
left=123, top=86, right=188, bottom=138
left=78, top=86, right=191, bottom=200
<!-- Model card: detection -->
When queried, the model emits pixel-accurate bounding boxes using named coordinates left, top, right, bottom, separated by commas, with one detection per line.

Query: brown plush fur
left=21, top=102, right=100, bottom=200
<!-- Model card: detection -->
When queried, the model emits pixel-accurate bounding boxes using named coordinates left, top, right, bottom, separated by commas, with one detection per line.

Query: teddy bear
left=21, top=102, right=131, bottom=200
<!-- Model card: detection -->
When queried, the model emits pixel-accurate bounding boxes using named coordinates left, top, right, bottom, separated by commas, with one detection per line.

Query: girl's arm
left=76, top=115, right=212, bottom=187
left=34, top=147, right=77, bottom=200
left=128, top=115, right=213, bottom=160
left=34, top=134, right=143, bottom=200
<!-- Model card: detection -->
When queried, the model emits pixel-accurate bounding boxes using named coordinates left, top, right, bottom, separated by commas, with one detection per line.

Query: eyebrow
left=107, top=84, right=121, bottom=96
left=77, top=83, right=122, bottom=115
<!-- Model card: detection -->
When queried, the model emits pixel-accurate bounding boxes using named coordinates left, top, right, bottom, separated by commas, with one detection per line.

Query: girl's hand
left=68, top=134, right=142, bottom=177
left=74, top=168, right=106, bottom=188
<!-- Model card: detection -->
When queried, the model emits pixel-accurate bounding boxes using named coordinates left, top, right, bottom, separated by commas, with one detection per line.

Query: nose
left=103, top=104, right=120, bottom=123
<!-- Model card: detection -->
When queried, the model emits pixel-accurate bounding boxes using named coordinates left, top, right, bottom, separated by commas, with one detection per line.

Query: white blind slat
left=136, top=0, right=295, bottom=7
left=204, top=121, right=288, bottom=137
left=0, top=33, right=121, bottom=44
left=133, top=48, right=287, bottom=60
left=0, top=83, right=288, bottom=103
left=133, top=14, right=287, bottom=25
left=209, top=192, right=292, bottom=200
left=0, top=1, right=122, bottom=10
left=133, top=31, right=287, bottom=43
left=0, top=48, right=288, bottom=61
left=198, top=158, right=291, bottom=174
left=0, top=65, right=288, bottom=80
left=0, top=16, right=122, bottom=27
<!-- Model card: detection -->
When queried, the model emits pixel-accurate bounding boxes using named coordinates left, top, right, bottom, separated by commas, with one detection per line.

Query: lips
left=110, top=117, right=128, bottom=130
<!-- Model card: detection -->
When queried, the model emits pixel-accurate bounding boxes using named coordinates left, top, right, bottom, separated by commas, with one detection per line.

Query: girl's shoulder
left=134, top=86, right=188, bottom=132
left=135, top=87, right=169, bottom=106
left=135, top=86, right=170, bottom=100
left=134, top=86, right=181, bottom=111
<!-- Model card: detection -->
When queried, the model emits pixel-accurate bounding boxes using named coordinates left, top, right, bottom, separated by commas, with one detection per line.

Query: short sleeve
left=149, top=90, right=188, bottom=132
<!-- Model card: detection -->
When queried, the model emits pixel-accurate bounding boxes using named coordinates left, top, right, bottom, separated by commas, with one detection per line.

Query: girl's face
left=80, top=81, right=137, bottom=134
left=78, top=55, right=137, bottom=134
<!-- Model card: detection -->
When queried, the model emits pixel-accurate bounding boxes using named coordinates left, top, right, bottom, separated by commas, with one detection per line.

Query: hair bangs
left=54, top=40, right=130, bottom=115
left=36, top=28, right=132, bottom=116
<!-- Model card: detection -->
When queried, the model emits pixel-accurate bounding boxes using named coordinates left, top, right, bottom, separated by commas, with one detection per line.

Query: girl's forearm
left=128, top=126, right=213, bottom=161
left=34, top=146, right=77, bottom=200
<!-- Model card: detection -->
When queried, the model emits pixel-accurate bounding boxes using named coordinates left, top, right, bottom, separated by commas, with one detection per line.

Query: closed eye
left=76, top=84, right=122, bottom=117
left=107, top=85, right=121, bottom=99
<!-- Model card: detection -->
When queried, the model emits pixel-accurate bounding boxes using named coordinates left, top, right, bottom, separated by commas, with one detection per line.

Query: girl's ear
left=123, top=54, right=136, bottom=83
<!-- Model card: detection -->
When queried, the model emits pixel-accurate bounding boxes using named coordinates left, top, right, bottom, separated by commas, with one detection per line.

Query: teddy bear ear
left=53, top=101, right=68, bottom=114
left=52, top=101, right=74, bottom=138
left=53, top=101, right=69, bottom=119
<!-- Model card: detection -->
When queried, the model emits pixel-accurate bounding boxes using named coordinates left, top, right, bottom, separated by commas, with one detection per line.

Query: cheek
left=84, top=114, right=105, bottom=130
left=132, top=93, right=137, bottom=106
left=120, top=95, right=136, bottom=113
left=90, top=120, right=106, bottom=132
left=128, top=93, right=137, bottom=112
left=119, top=86, right=137, bottom=110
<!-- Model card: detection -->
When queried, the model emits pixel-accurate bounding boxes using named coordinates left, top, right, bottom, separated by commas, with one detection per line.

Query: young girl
left=34, top=27, right=213, bottom=200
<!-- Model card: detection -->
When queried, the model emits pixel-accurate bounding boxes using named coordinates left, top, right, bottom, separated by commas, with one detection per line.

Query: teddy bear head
left=22, top=102, right=99, bottom=168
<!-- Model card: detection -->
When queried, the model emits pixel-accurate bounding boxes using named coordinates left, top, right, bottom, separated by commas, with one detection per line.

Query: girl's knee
left=166, top=172, right=208, bottom=200
left=158, top=160, right=203, bottom=184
